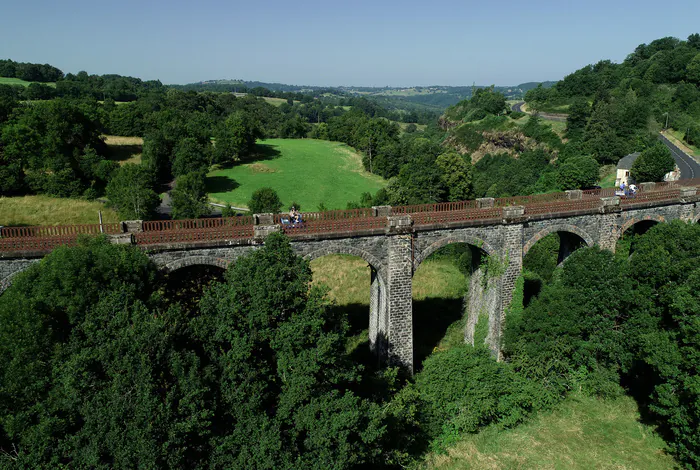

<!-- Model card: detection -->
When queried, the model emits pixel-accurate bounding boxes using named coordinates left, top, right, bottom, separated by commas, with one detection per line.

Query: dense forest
left=525, top=33, right=700, bottom=159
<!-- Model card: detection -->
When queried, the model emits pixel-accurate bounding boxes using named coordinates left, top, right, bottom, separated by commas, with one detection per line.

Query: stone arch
left=616, top=214, right=666, bottom=240
left=523, top=224, right=595, bottom=257
left=161, top=256, right=231, bottom=273
left=414, top=235, right=496, bottom=271
left=303, top=246, right=386, bottom=277
left=693, top=212, right=700, bottom=224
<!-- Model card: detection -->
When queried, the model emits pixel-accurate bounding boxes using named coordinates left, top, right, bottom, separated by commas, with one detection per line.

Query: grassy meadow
left=0, top=77, right=56, bottom=87
left=206, top=139, right=386, bottom=211
left=424, top=393, right=675, bottom=469
left=0, top=196, right=119, bottom=226
left=103, top=135, right=143, bottom=165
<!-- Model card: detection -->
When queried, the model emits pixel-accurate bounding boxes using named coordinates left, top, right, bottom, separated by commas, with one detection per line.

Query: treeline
left=0, top=59, right=63, bottom=82
left=526, top=33, right=700, bottom=159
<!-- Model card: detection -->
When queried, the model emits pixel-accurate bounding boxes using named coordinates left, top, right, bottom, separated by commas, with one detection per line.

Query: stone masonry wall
left=0, top=259, right=40, bottom=294
left=386, top=234, right=414, bottom=372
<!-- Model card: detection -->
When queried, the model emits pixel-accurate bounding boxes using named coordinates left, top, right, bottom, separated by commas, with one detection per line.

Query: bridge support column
left=465, top=255, right=501, bottom=350
left=558, top=231, right=585, bottom=264
left=599, top=197, right=622, bottom=252
left=369, top=267, right=388, bottom=359
left=493, top=222, right=524, bottom=359
left=386, top=229, right=414, bottom=373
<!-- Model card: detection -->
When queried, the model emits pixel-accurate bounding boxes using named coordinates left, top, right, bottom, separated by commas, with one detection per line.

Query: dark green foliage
left=472, top=149, right=553, bottom=197
left=413, top=345, right=542, bottom=449
left=0, top=59, right=63, bottom=82
left=522, top=233, right=560, bottom=284
left=557, top=156, right=599, bottom=189
left=445, top=87, right=506, bottom=122
left=193, top=233, right=392, bottom=468
left=171, top=171, right=211, bottom=219
left=172, top=137, right=210, bottom=178
left=247, top=186, right=282, bottom=214
left=506, top=222, right=700, bottom=467
left=213, top=111, right=261, bottom=163
left=0, top=99, right=110, bottom=197
left=105, top=163, right=160, bottom=220
left=631, top=143, right=675, bottom=182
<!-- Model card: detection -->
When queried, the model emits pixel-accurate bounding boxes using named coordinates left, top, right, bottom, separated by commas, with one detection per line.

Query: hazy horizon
left=2, top=0, right=699, bottom=87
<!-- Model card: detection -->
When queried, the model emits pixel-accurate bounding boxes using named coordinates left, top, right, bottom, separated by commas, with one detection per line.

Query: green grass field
left=206, top=139, right=386, bottom=211
left=0, top=77, right=56, bottom=88
left=0, top=195, right=119, bottom=226
left=425, top=393, right=675, bottom=469
left=103, top=135, right=143, bottom=165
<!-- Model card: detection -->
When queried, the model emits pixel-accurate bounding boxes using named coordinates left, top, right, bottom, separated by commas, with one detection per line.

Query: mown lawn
left=424, top=393, right=675, bottom=469
left=0, top=196, right=119, bottom=226
left=206, top=139, right=386, bottom=211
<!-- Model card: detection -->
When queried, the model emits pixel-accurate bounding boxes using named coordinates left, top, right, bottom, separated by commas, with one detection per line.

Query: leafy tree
left=171, top=171, right=211, bottom=219
left=556, top=155, right=599, bottom=189
left=0, top=239, right=212, bottom=468
left=172, top=137, right=210, bottom=178
left=247, top=186, right=282, bottom=214
left=631, top=143, right=675, bottom=182
left=194, top=233, right=391, bottom=468
left=435, top=152, right=472, bottom=201
left=213, top=111, right=260, bottom=163
left=141, top=131, right=174, bottom=185
left=106, top=163, right=160, bottom=219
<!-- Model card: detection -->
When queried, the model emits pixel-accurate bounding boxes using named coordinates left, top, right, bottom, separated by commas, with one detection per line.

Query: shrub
left=247, top=187, right=282, bottom=214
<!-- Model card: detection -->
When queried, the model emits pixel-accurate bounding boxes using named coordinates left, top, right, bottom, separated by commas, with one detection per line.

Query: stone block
left=565, top=190, right=583, bottom=200
left=679, top=187, right=697, bottom=198
left=386, top=215, right=413, bottom=233
left=108, top=233, right=133, bottom=245
left=122, top=220, right=143, bottom=233
left=600, top=196, right=621, bottom=213
left=476, top=198, right=495, bottom=209
left=254, top=213, right=274, bottom=225
left=254, top=225, right=280, bottom=240
left=640, top=182, right=656, bottom=191
left=502, top=205, right=525, bottom=220
left=372, top=205, right=392, bottom=217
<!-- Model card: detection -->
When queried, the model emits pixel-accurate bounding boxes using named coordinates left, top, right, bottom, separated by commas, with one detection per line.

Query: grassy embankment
left=424, top=392, right=675, bottom=469
left=664, top=128, right=700, bottom=158
left=311, top=253, right=675, bottom=468
left=0, top=136, right=137, bottom=227
left=0, top=77, right=56, bottom=87
left=206, top=139, right=386, bottom=211
left=0, top=196, right=119, bottom=226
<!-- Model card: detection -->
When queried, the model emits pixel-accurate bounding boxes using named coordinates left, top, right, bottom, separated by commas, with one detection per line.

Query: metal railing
left=1, top=179, right=699, bottom=255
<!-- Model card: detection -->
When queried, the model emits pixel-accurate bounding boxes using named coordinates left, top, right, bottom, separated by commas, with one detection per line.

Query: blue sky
left=1, top=0, right=699, bottom=86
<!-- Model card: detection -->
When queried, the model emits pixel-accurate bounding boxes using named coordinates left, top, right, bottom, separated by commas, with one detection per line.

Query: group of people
left=618, top=181, right=637, bottom=197
left=281, top=206, right=303, bottom=227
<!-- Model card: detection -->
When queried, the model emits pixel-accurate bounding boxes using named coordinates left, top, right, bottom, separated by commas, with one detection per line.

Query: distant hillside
left=175, top=80, right=558, bottom=111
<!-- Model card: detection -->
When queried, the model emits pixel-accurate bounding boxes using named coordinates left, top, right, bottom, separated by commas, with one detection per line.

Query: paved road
left=511, top=101, right=568, bottom=122
left=659, top=133, right=700, bottom=180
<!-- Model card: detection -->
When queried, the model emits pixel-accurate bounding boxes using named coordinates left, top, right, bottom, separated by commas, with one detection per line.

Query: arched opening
left=616, top=220, right=661, bottom=258
left=412, top=241, right=491, bottom=370
left=522, top=229, right=590, bottom=304
left=307, top=252, right=385, bottom=370
left=158, top=263, right=227, bottom=314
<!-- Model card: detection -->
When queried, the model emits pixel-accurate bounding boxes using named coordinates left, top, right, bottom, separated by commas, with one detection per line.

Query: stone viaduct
left=2, top=181, right=699, bottom=373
